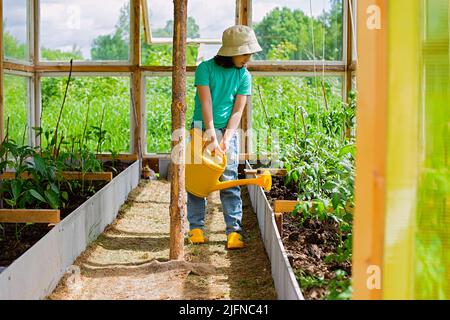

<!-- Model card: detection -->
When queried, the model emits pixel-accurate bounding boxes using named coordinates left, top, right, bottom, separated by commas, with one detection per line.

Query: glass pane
left=415, top=0, right=450, bottom=299
left=40, top=76, right=131, bottom=152
left=426, top=0, right=449, bottom=41
left=142, top=0, right=234, bottom=65
left=3, top=0, right=29, bottom=61
left=252, top=76, right=345, bottom=156
left=40, top=0, right=130, bottom=61
left=252, top=0, right=343, bottom=61
left=141, top=43, right=199, bottom=66
left=146, top=77, right=195, bottom=153
left=3, top=74, right=29, bottom=145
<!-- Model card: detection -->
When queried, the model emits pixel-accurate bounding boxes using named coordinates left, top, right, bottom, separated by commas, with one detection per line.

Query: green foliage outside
left=146, top=77, right=195, bottom=153
left=40, top=76, right=131, bottom=153
left=253, top=0, right=343, bottom=61
left=3, top=75, right=28, bottom=146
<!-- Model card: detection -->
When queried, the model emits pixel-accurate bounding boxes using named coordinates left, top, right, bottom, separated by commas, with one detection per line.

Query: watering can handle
left=208, top=149, right=227, bottom=165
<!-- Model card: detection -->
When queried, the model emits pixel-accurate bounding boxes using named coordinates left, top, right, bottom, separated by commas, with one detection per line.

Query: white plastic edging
left=245, top=161, right=304, bottom=300
left=0, top=160, right=140, bottom=300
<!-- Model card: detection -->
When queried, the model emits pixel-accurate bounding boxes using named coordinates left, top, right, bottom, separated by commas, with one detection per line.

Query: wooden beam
left=31, top=64, right=346, bottom=74
left=140, top=65, right=196, bottom=72
left=247, top=64, right=346, bottom=73
left=346, top=0, right=354, bottom=102
left=131, top=0, right=143, bottom=160
left=0, top=0, right=4, bottom=142
left=0, top=209, right=60, bottom=224
left=352, top=0, right=388, bottom=300
left=141, top=0, right=152, bottom=44
left=170, top=0, right=188, bottom=261
left=35, top=64, right=134, bottom=73
left=3, top=62, right=34, bottom=73
left=238, top=0, right=249, bottom=148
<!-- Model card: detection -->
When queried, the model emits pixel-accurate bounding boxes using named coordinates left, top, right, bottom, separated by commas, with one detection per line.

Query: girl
left=187, top=25, right=262, bottom=249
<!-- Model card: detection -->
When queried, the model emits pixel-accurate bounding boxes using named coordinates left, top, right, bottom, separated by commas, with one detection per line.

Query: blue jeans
left=187, top=128, right=242, bottom=235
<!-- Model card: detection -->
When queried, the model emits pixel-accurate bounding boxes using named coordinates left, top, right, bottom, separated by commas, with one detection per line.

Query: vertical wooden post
left=238, top=0, right=251, bottom=157
left=131, top=0, right=143, bottom=159
left=352, top=0, right=387, bottom=300
left=32, top=0, right=40, bottom=147
left=345, top=0, right=354, bottom=102
left=274, top=212, right=283, bottom=238
left=0, top=0, right=4, bottom=142
left=170, top=0, right=187, bottom=260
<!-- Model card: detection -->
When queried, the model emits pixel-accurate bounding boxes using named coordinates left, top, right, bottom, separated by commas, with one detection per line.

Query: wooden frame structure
left=0, top=0, right=356, bottom=153
left=0, top=0, right=357, bottom=261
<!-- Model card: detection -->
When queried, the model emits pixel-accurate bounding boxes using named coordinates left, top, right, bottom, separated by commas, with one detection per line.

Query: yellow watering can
left=185, top=128, right=272, bottom=198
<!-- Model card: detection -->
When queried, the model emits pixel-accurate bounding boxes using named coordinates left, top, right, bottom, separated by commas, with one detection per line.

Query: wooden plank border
left=0, top=171, right=113, bottom=181
left=0, top=209, right=60, bottom=224
left=95, top=153, right=139, bottom=162
left=273, top=200, right=354, bottom=214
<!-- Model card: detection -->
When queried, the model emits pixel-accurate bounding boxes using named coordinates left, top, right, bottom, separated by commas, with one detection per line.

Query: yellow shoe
left=188, top=228, right=207, bottom=244
left=227, top=232, right=245, bottom=250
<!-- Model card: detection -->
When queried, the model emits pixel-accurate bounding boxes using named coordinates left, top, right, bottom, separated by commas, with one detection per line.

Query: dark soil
left=264, top=176, right=351, bottom=300
left=103, top=160, right=131, bottom=177
left=0, top=160, right=132, bottom=268
left=265, top=176, right=298, bottom=200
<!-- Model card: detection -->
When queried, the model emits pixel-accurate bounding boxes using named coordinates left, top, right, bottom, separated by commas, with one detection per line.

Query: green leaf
left=33, top=156, right=47, bottom=176
left=332, top=193, right=341, bottom=210
left=323, top=181, right=336, bottom=191
left=29, top=189, right=46, bottom=202
left=50, top=183, right=60, bottom=195
left=339, top=144, right=356, bottom=158
left=61, top=191, right=69, bottom=201
left=11, top=180, right=22, bottom=201
left=5, top=199, right=16, bottom=207
left=44, top=190, right=60, bottom=209
left=343, top=213, right=353, bottom=223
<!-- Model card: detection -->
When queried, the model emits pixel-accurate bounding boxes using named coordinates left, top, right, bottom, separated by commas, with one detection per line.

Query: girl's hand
left=205, top=135, right=225, bottom=156
left=219, top=139, right=229, bottom=154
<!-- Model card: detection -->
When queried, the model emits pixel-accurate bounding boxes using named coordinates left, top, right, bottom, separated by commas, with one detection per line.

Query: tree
left=253, top=1, right=343, bottom=61
left=90, top=3, right=200, bottom=64
left=3, top=30, right=27, bottom=60
left=91, top=3, right=129, bottom=60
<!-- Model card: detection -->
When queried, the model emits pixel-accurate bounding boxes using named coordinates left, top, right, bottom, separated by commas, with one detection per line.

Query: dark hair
left=213, top=55, right=235, bottom=69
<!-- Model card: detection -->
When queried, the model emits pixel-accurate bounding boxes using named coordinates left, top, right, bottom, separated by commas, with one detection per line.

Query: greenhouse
left=0, top=0, right=448, bottom=301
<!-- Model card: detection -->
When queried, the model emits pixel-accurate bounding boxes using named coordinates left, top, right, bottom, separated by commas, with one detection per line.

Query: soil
left=265, top=176, right=298, bottom=200
left=48, top=180, right=277, bottom=300
left=0, top=160, right=132, bottom=268
left=264, top=176, right=352, bottom=300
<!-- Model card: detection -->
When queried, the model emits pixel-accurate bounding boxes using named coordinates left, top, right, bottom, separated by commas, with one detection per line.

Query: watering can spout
left=185, top=128, right=272, bottom=198
left=214, top=171, right=272, bottom=193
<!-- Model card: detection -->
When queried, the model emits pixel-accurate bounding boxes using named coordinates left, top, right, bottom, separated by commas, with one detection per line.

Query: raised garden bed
left=0, top=159, right=139, bottom=299
left=245, top=164, right=353, bottom=300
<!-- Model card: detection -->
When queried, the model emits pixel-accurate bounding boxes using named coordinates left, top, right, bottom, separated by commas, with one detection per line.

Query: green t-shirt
left=192, top=58, right=252, bottom=129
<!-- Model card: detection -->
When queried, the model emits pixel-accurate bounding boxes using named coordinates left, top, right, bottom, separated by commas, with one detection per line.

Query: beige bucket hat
left=217, top=25, right=262, bottom=57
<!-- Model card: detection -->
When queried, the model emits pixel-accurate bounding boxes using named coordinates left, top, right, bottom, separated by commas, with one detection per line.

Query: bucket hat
left=217, top=25, right=262, bottom=57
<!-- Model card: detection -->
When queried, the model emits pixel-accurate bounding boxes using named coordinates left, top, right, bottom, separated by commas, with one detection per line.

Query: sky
left=3, top=0, right=331, bottom=60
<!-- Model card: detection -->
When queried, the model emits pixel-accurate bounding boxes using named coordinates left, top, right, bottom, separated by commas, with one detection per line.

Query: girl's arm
left=221, top=94, right=248, bottom=151
left=197, top=85, right=224, bottom=154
